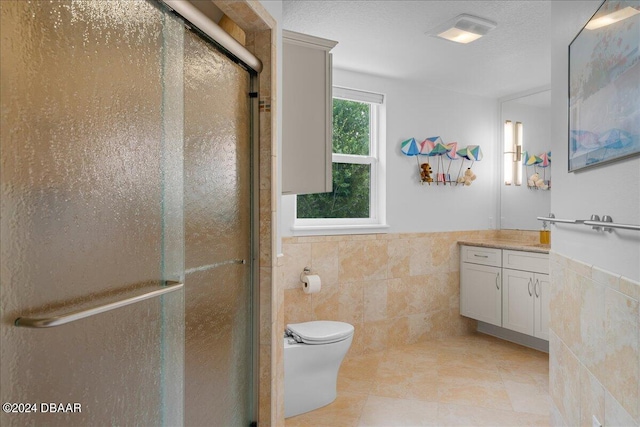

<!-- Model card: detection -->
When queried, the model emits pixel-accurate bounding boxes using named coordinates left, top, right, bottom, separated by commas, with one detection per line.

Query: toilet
left=284, top=320, right=354, bottom=418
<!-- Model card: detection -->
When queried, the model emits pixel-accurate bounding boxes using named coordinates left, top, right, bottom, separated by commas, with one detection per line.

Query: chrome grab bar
left=583, top=220, right=640, bottom=232
left=536, top=214, right=585, bottom=224
left=15, top=281, right=183, bottom=328
left=538, top=213, right=639, bottom=232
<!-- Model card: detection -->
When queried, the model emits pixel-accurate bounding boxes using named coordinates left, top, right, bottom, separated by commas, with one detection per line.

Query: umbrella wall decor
left=454, top=145, right=483, bottom=186
left=525, top=150, right=551, bottom=190
left=401, top=137, right=421, bottom=170
left=401, top=137, right=482, bottom=187
left=430, top=142, right=451, bottom=185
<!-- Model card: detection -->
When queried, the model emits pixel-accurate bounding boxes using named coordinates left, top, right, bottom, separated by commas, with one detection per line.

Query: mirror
left=499, top=89, right=551, bottom=230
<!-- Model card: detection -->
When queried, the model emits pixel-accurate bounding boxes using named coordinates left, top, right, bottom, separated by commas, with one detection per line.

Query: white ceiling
left=282, top=0, right=552, bottom=99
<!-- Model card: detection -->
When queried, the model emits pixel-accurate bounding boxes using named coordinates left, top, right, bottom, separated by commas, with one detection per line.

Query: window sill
left=290, top=223, right=390, bottom=236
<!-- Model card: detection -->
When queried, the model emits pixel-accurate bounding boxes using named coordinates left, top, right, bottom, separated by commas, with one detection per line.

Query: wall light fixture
left=504, top=120, right=523, bottom=186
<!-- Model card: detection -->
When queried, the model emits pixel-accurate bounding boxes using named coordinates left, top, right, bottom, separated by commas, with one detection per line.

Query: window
left=294, top=87, right=386, bottom=232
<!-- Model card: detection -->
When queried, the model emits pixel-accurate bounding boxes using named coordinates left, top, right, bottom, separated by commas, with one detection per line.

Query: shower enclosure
left=0, top=1, right=259, bottom=425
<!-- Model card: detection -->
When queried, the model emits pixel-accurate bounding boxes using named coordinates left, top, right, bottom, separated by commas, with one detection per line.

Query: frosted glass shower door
left=183, top=28, right=254, bottom=426
left=0, top=1, right=184, bottom=426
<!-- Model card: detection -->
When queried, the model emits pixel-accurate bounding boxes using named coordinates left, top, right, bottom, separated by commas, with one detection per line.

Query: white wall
left=500, top=100, right=552, bottom=230
left=281, top=68, right=498, bottom=236
left=551, top=1, right=640, bottom=281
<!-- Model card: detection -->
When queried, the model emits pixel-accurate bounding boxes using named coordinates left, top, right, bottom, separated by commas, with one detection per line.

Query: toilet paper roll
left=302, top=274, right=321, bottom=294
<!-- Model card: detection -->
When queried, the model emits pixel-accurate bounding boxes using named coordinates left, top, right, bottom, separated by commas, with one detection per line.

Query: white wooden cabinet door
left=460, top=263, right=502, bottom=327
left=534, top=273, right=550, bottom=340
left=282, top=31, right=337, bottom=195
left=502, top=268, right=535, bottom=335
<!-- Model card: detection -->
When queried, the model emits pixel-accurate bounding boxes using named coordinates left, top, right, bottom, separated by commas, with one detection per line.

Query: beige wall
left=279, top=230, right=539, bottom=359
left=549, top=252, right=639, bottom=426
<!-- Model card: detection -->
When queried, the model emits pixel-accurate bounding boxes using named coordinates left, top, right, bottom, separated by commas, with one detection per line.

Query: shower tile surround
left=549, top=252, right=640, bottom=426
left=281, top=230, right=540, bottom=358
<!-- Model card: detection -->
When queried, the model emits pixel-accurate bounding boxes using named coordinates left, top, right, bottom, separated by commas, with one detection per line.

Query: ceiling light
left=585, top=6, right=640, bottom=30
left=431, top=14, right=497, bottom=44
left=438, top=28, right=483, bottom=44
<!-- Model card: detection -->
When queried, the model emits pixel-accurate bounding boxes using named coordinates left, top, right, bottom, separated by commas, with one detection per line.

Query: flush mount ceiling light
left=585, top=6, right=640, bottom=30
left=430, top=14, right=497, bottom=44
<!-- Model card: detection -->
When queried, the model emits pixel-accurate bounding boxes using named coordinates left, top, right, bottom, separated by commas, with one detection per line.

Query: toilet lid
left=286, top=321, right=354, bottom=345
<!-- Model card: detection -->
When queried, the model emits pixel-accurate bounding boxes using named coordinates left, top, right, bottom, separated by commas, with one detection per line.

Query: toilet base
left=284, top=335, right=352, bottom=418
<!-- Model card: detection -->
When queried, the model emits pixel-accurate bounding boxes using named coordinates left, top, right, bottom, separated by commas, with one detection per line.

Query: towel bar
left=537, top=213, right=640, bottom=233
left=15, top=281, right=183, bottom=328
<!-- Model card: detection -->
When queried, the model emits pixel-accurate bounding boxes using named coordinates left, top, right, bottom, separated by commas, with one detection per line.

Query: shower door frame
left=159, top=1, right=263, bottom=423
left=250, top=74, right=261, bottom=427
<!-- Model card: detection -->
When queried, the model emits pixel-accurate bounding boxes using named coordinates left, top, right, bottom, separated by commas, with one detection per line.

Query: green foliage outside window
left=297, top=99, right=372, bottom=219
left=332, top=99, right=370, bottom=155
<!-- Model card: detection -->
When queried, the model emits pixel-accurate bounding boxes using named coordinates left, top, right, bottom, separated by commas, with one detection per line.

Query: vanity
left=458, top=240, right=550, bottom=351
left=459, top=87, right=553, bottom=352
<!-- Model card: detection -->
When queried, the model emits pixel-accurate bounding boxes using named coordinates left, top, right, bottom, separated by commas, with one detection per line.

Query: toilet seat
left=286, top=321, right=354, bottom=345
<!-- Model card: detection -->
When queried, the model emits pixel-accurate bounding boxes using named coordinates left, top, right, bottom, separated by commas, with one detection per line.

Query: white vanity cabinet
left=502, top=250, right=549, bottom=340
left=460, top=245, right=549, bottom=342
left=460, top=246, right=502, bottom=327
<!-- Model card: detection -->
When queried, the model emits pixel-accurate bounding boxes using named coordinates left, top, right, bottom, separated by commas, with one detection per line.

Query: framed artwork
left=568, top=0, right=640, bottom=171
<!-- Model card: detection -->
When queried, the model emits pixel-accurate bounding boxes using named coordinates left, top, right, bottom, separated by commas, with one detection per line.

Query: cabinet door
left=282, top=31, right=337, bottom=195
left=460, top=263, right=502, bottom=327
left=534, top=273, right=550, bottom=340
left=502, top=268, right=535, bottom=335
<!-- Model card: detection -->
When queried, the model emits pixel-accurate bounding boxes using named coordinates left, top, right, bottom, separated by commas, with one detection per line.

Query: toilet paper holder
left=299, top=267, right=312, bottom=282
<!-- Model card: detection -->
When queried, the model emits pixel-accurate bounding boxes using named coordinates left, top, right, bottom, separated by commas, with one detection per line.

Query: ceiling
left=282, top=0, right=552, bottom=99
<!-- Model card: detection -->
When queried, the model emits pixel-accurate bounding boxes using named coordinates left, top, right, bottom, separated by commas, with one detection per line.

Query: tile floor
left=285, top=332, right=550, bottom=426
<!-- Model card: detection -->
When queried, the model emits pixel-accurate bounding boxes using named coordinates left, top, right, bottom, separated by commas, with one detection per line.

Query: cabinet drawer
left=503, top=250, right=549, bottom=274
left=461, top=246, right=502, bottom=267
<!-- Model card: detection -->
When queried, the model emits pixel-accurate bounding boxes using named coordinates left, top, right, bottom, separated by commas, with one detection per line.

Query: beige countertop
left=457, top=239, right=550, bottom=254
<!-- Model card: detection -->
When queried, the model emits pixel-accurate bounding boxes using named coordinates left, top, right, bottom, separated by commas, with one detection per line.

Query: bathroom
left=278, top=0, right=639, bottom=425
left=1, top=1, right=639, bottom=427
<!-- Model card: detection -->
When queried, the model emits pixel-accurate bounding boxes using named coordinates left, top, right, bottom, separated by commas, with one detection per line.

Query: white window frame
left=292, top=86, right=387, bottom=235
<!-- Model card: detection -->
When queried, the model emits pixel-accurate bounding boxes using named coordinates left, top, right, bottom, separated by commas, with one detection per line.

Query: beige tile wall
left=280, top=231, right=508, bottom=358
left=550, top=252, right=639, bottom=426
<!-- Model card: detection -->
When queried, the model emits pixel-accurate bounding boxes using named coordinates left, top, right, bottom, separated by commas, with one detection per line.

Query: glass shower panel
left=183, top=29, right=253, bottom=426
left=0, top=1, right=183, bottom=426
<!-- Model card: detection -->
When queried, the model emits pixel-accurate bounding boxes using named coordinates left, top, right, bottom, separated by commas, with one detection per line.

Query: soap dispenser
left=540, top=220, right=550, bottom=244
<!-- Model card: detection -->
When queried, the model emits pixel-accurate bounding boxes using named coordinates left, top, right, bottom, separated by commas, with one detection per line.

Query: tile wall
left=550, top=252, right=639, bottom=426
left=280, top=230, right=538, bottom=358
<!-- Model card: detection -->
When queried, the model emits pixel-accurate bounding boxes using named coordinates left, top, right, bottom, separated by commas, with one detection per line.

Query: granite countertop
left=457, top=239, right=550, bottom=254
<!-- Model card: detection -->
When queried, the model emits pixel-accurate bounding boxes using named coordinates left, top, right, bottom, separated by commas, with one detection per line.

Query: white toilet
left=284, top=320, right=354, bottom=418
